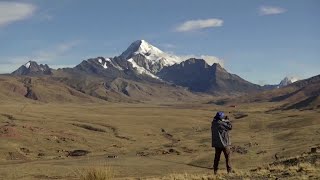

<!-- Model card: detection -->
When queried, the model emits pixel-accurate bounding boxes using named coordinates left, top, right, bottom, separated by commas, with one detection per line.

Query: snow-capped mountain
left=72, top=57, right=127, bottom=80
left=120, top=40, right=182, bottom=74
left=278, top=76, right=299, bottom=88
left=69, top=40, right=224, bottom=80
left=10, top=40, right=264, bottom=95
left=88, top=57, right=123, bottom=71
left=12, top=61, right=52, bottom=75
left=120, top=40, right=181, bottom=65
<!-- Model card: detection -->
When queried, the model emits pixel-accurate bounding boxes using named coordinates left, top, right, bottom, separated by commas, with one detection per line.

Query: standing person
left=211, top=111, right=232, bottom=174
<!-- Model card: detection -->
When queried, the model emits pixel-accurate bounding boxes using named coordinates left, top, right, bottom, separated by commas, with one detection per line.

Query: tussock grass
left=76, top=166, right=115, bottom=180
left=297, top=162, right=317, bottom=173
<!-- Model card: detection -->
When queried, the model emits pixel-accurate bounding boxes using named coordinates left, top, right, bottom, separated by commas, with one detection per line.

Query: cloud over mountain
left=175, top=18, right=223, bottom=32
left=180, top=55, right=224, bottom=67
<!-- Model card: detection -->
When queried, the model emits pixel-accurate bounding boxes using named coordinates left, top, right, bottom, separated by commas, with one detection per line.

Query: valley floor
left=0, top=102, right=319, bottom=179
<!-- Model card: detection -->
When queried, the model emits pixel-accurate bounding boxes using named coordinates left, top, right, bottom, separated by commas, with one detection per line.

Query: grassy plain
left=0, top=101, right=319, bottom=179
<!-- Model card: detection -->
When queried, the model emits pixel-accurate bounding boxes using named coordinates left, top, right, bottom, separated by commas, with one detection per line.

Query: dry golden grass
left=77, top=166, right=115, bottom=180
left=146, top=162, right=319, bottom=180
left=0, top=100, right=319, bottom=179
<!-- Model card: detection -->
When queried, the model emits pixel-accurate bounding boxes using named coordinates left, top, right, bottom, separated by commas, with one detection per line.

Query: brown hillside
left=213, top=75, right=320, bottom=110
left=0, top=75, right=102, bottom=103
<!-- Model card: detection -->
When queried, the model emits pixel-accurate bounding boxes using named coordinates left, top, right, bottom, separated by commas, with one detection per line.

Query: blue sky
left=0, top=0, right=319, bottom=84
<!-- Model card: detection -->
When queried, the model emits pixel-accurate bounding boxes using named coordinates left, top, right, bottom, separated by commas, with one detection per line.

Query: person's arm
left=219, top=120, right=232, bottom=130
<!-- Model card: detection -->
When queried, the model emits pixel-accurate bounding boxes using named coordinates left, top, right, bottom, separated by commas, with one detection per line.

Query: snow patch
left=25, top=61, right=31, bottom=68
left=112, top=63, right=123, bottom=70
left=106, top=58, right=123, bottom=70
left=94, top=57, right=125, bottom=70
left=96, top=58, right=108, bottom=69
left=127, top=58, right=159, bottom=79
left=103, top=62, right=108, bottom=69
left=136, top=40, right=181, bottom=66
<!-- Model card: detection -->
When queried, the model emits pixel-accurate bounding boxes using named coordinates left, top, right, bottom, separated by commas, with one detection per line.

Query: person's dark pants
left=213, top=146, right=232, bottom=173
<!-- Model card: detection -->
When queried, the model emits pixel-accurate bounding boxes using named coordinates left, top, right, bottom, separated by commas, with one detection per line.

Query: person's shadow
left=187, top=163, right=213, bottom=170
left=146, top=156, right=213, bottom=170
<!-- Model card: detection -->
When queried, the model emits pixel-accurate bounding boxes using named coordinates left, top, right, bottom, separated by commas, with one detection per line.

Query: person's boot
left=214, top=169, right=218, bottom=175
left=227, top=168, right=234, bottom=174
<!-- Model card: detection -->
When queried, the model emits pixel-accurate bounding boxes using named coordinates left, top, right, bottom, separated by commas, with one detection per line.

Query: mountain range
left=9, top=40, right=266, bottom=92
left=2, top=40, right=317, bottom=108
left=213, top=74, right=320, bottom=110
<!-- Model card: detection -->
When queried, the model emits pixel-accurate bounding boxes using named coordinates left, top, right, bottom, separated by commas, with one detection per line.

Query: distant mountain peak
left=137, top=39, right=163, bottom=55
left=120, top=40, right=163, bottom=59
left=12, top=60, right=52, bottom=75
left=23, top=60, right=39, bottom=69
left=119, top=40, right=182, bottom=78
left=118, top=40, right=226, bottom=80
left=278, top=76, right=299, bottom=88
left=24, top=61, right=32, bottom=68
left=120, top=40, right=181, bottom=64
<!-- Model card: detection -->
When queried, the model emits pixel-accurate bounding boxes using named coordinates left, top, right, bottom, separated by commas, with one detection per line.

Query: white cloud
left=259, top=6, right=287, bottom=15
left=161, top=43, right=176, bottom=49
left=175, top=18, right=223, bottom=32
left=0, top=2, right=36, bottom=26
left=34, top=40, right=81, bottom=62
left=180, top=55, right=224, bottom=67
left=200, top=55, right=224, bottom=66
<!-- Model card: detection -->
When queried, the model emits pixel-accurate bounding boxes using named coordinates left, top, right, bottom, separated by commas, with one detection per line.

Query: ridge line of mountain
left=8, top=40, right=303, bottom=94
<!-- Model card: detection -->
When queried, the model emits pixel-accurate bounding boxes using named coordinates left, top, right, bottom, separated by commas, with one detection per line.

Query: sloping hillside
left=0, top=75, right=102, bottom=103
left=212, top=74, right=320, bottom=110
left=0, top=73, right=208, bottom=103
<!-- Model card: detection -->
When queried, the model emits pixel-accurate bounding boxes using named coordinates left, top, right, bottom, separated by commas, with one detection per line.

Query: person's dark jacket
left=211, top=117, right=232, bottom=148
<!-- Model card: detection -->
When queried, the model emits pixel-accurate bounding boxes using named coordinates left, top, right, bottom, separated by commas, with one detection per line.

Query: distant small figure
left=107, top=155, right=118, bottom=158
left=211, top=111, right=232, bottom=174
